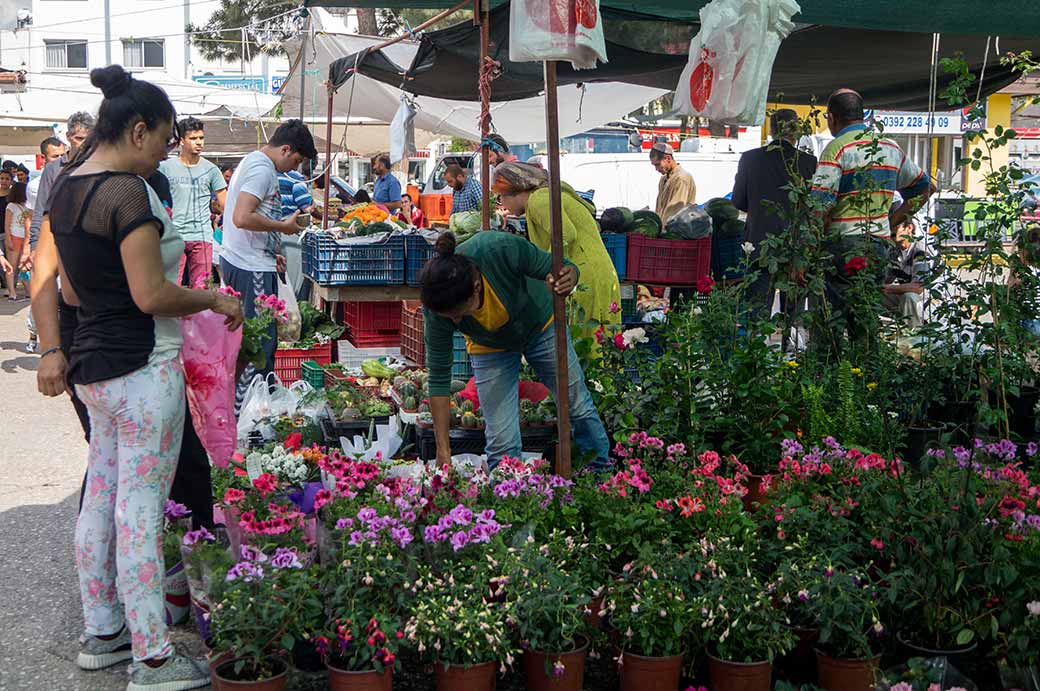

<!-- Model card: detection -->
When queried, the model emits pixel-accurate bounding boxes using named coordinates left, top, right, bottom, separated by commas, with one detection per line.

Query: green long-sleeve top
left=424, top=231, right=577, bottom=397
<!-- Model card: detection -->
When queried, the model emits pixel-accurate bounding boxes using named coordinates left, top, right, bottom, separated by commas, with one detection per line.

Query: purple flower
left=1026, top=515, right=1040, bottom=531
left=270, top=547, right=303, bottom=569
left=182, top=527, right=215, bottom=547
left=164, top=500, right=191, bottom=521
left=357, top=507, right=378, bottom=523
left=349, top=531, right=366, bottom=547
left=335, top=518, right=355, bottom=531
left=448, top=505, right=474, bottom=526
left=477, top=509, right=497, bottom=524
left=1027, top=442, right=1039, bottom=457
left=400, top=510, right=416, bottom=523
left=226, top=561, right=263, bottom=582
left=467, top=524, right=492, bottom=544
left=781, top=438, right=804, bottom=456
left=390, top=526, right=413, bottom=548
left=926, top=448, right=946, bottom=459
left=450, top=530, right=469, bottom=551
left=953, top=447, right=971, bottom=465
left=424, top=525, right=446, bottom=543
left=240, top=545, right=268, bottom=563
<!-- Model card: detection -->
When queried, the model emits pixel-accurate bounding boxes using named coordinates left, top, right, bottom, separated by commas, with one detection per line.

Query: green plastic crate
left=301, top=360, right=325, bottom=389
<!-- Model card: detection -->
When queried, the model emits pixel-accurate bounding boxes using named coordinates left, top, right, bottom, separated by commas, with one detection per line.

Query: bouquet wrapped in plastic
left=181, top=286, right=243, bottom=469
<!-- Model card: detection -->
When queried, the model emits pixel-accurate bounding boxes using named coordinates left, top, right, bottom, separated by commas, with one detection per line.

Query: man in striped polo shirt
left=811, top=89, right=935, bottom=339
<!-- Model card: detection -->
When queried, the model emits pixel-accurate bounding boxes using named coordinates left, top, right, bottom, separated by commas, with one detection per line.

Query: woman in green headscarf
left=492, top=162, right=621, bottom=334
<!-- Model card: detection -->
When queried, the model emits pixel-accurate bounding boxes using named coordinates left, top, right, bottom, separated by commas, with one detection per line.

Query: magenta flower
left=226, top=561, right=264, bottom=582
left=182, top=526, right=215, bottom=547
left=450, top=530, right=470, bottom=551
left=164, top=500, right=191, bottom=521
left=270, top=547, right=303, bottom=570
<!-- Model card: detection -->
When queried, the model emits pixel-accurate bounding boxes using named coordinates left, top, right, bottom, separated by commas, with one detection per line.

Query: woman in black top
left=49, top=65, right=241, bottom=690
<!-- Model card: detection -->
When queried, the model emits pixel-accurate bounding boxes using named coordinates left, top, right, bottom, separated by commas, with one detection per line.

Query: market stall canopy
left=322, top=4, right=1038, bottom=111
left=279, top=9, right=668, bottom=142
left=304, top=0, right=1040, bottom=38
left=0, top=70, right=280, bottom=126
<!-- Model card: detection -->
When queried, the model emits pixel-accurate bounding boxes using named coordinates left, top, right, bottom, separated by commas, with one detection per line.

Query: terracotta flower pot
left=707, top=654, right=772, bottom=691
left=741, top=474, right=769, bottom=511
left=618, top=650, right=683, bottom=691
left=435, top=660, right=497, bottom=691
left=815, top=650, right=880, bottom=691
left=523, top=636, right=589, bottom=691
left=328, top=663, right=393, bottom=691
left=208, top=651, right=235, bottom=691
left=213, top=657, right=288, bottom=691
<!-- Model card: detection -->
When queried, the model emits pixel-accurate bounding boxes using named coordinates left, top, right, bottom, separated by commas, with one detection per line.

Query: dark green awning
left=303, top=0, right=1040, bottom=38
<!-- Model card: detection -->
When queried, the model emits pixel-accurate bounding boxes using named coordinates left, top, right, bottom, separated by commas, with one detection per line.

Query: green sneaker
left=76, top=627, right=133, bottom=670
left=126, top=652, right=210, bottom=691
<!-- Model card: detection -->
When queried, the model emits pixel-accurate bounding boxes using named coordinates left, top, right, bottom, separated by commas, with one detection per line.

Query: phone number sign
left=866, top=109, right=974, bottom=135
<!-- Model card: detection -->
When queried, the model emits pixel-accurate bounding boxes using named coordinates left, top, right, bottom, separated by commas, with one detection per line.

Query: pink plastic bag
left=181, top=310, right=243, bottom=469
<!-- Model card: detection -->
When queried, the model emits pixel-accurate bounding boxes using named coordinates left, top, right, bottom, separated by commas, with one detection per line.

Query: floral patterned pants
left=75, top=355, right=185, bottom=661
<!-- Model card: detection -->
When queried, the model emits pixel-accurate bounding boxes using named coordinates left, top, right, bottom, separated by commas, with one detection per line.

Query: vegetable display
left=630, top=209, right=663, bottom=238
left=599, top=207, right=635, bottom=233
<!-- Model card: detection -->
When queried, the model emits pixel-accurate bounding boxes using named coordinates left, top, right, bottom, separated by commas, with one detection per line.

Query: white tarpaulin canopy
left=0, top=70, right=280, bottom=127
left=280, top=9, right=667, bottom=144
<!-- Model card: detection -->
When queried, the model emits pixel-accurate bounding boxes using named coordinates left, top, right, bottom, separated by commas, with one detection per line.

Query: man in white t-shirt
left=220, top=119, right=317, bottom=385
left=26, top=137, right=65, bottom=214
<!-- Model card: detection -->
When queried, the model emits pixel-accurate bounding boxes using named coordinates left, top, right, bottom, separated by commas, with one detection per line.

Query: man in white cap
left=650, top=141, right=697, bottom=224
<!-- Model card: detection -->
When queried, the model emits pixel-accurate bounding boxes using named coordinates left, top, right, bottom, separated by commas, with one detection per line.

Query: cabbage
left=449, top=211, right=483, bottom=234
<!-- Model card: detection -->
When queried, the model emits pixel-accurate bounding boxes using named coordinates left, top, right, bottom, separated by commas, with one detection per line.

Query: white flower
left=1028, top=601, right=1040, bottom=617
left=621, top=327, right=649, bottom=348
left=592, top=379, right=604, bottom=393
left=741, top=241, right=755, bottom=255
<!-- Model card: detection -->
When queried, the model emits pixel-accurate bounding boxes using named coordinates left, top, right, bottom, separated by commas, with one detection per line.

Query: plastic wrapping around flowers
left=181, top=307, right=243, bottom=468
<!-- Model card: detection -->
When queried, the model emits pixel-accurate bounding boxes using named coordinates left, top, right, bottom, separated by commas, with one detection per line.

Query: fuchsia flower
left=252, top=473, right=279, bottom=496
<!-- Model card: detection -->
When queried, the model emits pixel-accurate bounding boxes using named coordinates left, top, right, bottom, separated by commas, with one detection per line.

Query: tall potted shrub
left=505, top=531, right=593, bottom=691
left=805, top=567, right=886, bottom=691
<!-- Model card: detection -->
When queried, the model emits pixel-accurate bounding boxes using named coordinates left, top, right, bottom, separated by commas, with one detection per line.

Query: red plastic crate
left=626, top=234, right=712, bottom=286
left=401, top=301, right=425, bottom=365
left=344, top=301, right=402, bottom=348
left=274, top=344, right=332, bottom=384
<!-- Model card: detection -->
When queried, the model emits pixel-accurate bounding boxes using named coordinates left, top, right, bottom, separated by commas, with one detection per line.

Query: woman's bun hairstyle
left=90, top=65, right=133, bottom=100
left=434, top=232, right=457, bottom=257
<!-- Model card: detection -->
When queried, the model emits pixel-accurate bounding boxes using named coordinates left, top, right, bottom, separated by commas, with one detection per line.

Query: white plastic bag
left=277, top=274, right=302, bottom=343
left=674, top=0, right=800, bottom=125
left=389, top=94, right=417, bottom=165
left=237, top=372, right=300, bottom=441
left=509, top=0, right=607, bottom=70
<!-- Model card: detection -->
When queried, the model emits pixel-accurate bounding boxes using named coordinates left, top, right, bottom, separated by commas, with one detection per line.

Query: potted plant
left=405, top=562, right=514, bottom=691
left=162, top=500, right=193, bottom=626
left=698, top=571, right=796, bottom=691
left=209, top=551, right=318, bottom=690
left=805, top=566, right=885, bottom=691
left=504, top=531, right=593, bottom=691
left=606, top=559, right=692, bottom=691
left=179, top=526, right=234, bottom=648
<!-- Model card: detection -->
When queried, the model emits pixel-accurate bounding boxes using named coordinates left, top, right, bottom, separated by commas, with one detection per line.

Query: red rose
left=843, top=256, right=867, bottom=275
left=695, top=275, right=715, bottom=295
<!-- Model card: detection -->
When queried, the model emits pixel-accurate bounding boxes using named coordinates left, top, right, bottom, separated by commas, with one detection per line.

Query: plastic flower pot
left=435, top=660, right=497, bottom=691
left=213, top=657, right=288, bottom=691
left=895, top=630, right=978, bottom=668
left=618, top=650, right=683, bottom=691
left=523, top=635, right=589, bottom=691
left=327, top=663, right=392, bottom=691
left=815, top=650, right=881, bottom=691
left=707, top=653, right=772, bottom=691
left=741, top=474, right=769, bottom=511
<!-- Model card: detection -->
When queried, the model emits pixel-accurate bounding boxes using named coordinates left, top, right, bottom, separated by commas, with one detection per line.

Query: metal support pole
left=298, top=26, right=308, bottom=121
left=543, top=61, right=571, bottom=479
left=478, top=0, right=491, bottom=229
left=322, top=85, right=334, bottom=230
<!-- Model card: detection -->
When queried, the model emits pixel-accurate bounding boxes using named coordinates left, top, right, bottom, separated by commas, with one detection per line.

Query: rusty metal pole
left=543, top=61, right=571, bottom=478
left=321, top=84, right=334, bottom=230
left=477, top=0, right=491, bottom=229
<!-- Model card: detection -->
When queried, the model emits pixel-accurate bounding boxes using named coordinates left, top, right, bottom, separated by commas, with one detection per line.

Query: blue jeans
left=470, top=324, right=611, bottom=471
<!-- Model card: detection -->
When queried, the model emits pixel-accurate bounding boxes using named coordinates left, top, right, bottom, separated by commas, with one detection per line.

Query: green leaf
left=956, top=629, right=974, bottom=646
left=280, top=633, right=295, bottom=651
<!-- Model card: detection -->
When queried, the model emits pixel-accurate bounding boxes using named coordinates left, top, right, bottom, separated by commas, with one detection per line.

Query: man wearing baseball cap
left=650, top=141, right=697, bottom=224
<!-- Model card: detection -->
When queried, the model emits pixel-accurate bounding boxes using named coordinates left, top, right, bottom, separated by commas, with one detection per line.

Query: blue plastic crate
left=601, top=233, right=627, bottom=279
left=303, top=233, right=405, bottom=286
left=452, top=331, right=473, bottom=381
left=404, top=235, right=437, bottom=285
left=711, top=232, right=745, bottom=280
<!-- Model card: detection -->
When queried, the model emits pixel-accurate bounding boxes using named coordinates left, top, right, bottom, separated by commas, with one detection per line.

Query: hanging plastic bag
left=509, top=0, right=607, bottom=70
left=674, top=0, right=800, bottom=125
left=181, top=309, right=242, bottom=468
left=389, top=94, right=417, bottom=166
left=237, top=374, right=272, bottom=441
left=277, top=274, right=302, bottom=343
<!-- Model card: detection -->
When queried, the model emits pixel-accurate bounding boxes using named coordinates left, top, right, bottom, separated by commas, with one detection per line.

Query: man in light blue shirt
left=159, top=117, right=227, bottom=287
left=371, top=153, right=403, bottom=212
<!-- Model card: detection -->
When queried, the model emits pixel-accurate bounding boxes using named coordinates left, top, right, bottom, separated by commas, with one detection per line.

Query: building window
left=122, top=39, right=165, bottom=69
left=45, top=40, right=87, bottom=70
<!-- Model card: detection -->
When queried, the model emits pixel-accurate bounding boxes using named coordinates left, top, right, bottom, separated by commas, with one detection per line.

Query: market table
left=309, top=280, right=421, bottom=304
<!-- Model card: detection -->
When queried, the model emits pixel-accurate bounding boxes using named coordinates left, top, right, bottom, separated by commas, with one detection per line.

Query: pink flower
left=609, top=301, right=620, bottom=314
left=613, top=333, right=626, bottom=350
left=223, top=488, right=246, bottom=505
left=136, top=455, right=158, bottom=478
left=137, top=562, right=158, bottom=586
left=252, top=473, right=278, bottom=496
left=870, top=538, right=884, bottom=551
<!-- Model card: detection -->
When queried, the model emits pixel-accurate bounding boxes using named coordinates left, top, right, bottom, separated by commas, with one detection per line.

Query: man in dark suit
left=731, top=108, right=818, bottom=318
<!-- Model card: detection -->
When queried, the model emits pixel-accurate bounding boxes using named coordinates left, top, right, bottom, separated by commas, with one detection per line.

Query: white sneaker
left=126, top=652, right=211, bottom=691
left=76, top=627, right=134, bottom=671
